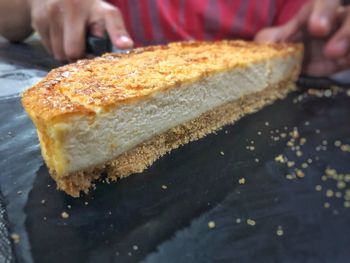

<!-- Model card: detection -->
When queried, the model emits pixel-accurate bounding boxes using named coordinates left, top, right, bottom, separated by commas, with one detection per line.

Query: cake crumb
left=280, top=133, right=287, bottom=138
left=300, top=138, right=307, bottom=145
left=334, top=140, right=342, bottom=147
left=247, top=146, right=255, bottom=151
left=326, top=189, right=334, bottom=198
left=324, top=202, right=330, bottom=208
left=335, top=191, right=342, bottom=198
left=220, top=151, right=225, bottom=156
left=275, top=154, right=285, bottom=163
left=208, top=221, right=216, bottom=229
left=67, top=205, right=72, bottom=209
left=315, top=129, right=321, bottom=134
left=258, top=131, right=262, bottom=135
left=84, top=201, right=89, bottom=205
left=10, top=233, right=20, bottom=244
left=238, top=178, right=246, bottom=185
left=324, top=89, right=332, bottom=97
left=132, top=245, right=138, bottom=251
left=265, top=122, right=269, bottom=126
left=254, top=158, right=260, bottom=163
left=61, top=211, right=69, bottom=219
left=41, top=199, right=46, bottom=205
left=286, top=174, right=295, bottom=180
left=344, top=201, right=350, bottom=208
left=295, top=169, right=305, bottom=178
left=315, top=185, right=322, bottom=191
left=17, top=190, right=22, bottom=195
left=296, top=151, right=303, bottom=157
left=276, top=226, right=284, bottom=236
left=301, top=163, right=308, bottom=169
left=161, top=184, right=168, bottom=190
left=43, top=216, right=47, bottom=221
left=337, top=181, right=346, bottom=189
left=287, top=161, right=295, bottom=167
left=235, top=218, right=241, bottom=224
left=246, top=219, right=256, bottom=226
left=291, top=128, right=299, bottom=139
left=340, top=144, right=350, bottom=152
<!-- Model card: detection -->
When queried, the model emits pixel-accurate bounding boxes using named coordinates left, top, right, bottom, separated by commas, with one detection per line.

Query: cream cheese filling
left=50, top=56, right=297, bottom=177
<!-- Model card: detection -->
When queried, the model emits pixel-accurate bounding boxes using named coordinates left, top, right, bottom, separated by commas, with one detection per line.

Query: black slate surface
left=1, top=38, right=350, bottom=262
left=0, top=86, right=350, bottom=263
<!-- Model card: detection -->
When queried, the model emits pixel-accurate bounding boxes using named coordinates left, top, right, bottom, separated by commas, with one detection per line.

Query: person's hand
left=29, top=0, right=133, bottom=61
left=255, top=0, right=350, bottom=77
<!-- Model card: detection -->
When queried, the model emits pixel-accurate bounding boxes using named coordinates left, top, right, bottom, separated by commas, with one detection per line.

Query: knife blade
left=86, top=33, right=131, bottom=56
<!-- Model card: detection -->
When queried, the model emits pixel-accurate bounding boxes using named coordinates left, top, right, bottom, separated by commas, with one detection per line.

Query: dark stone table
left=0, top=36, right=350, bottom=263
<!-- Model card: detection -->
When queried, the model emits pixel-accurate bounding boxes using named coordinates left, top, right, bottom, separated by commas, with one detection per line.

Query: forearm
left=0, top=0, right=33, bottom=42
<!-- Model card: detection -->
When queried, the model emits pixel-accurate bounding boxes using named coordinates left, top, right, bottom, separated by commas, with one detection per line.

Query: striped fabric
left=108, top=0, right=308, bottom=46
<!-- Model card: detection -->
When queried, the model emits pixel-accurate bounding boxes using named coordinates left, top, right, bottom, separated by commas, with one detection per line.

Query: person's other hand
left=255, top=0, right=350, bottom=77
left=29, top=0, right=133, bottom=61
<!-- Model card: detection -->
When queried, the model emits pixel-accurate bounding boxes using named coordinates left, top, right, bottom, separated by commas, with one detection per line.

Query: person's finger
left=308, top=0, right=341, bottom=37
left=35, top=26, right=52, bottom=55
left=31, top=11, right=52, bottom=54
left=255, top=2, right=311, bottom=43
left=103, top=5, right=133, bottom=48
left=47, top=1, right=65, bottom=61
left=62, top=0, right=87, bottom=61
left=89, top=20, right=106, bottom=38
left=303, top=55, right=350, bottom=76
left=324, top=7, right=350, bottom=59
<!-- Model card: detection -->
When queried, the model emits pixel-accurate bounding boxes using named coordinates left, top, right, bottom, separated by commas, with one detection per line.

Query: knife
left=86, top=33, right=131, bottom=56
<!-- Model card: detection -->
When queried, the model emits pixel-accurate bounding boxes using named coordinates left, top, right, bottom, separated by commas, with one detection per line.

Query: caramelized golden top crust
left=21, top=41, right=303, bottom=122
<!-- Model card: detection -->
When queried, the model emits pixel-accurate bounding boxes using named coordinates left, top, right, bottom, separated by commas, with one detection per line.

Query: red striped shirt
left=108, top=0, right=308, bottom=46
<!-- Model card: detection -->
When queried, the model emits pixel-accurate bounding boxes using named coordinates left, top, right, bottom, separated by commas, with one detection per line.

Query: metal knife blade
left=86, top=33, right=131, bottom=55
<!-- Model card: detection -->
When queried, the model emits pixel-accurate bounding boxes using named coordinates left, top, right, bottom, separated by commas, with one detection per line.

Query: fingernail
left=333, top=39, right=348, bottom=54
left=318, top=16, right=330, bottom=30
left=118, top=36, right=134, bottom=47
left=119, top=36, right=131, bottom=43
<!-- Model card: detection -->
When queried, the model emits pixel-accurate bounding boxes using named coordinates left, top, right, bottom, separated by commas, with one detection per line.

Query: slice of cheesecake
left=21, top=41, right=303, bottom=197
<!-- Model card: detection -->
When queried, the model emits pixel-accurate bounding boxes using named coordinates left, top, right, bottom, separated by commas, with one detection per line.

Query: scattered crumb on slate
left=315, top=185, right=322, bottom=191
left=246, top=219, right=256, bottom=226
left=61, top=211, right=69, bottom=219
left=220, top=151, right=225, bottom=156
left=161, top=185, right=168, bottom=190
left=133, top=245, right=138, bottom=251
left=326, top=189, right=334, bottom=198
left=238, top=178, right=246, bottom=185
left=275, top=154, right=285, bottom=163
left=11, top=233, right=20, bottom=244
left=276, top=226, right=284, bottom=236
left=208, top=221, right=216, bottom=229
left=295, top=169, right=305, bottom=178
